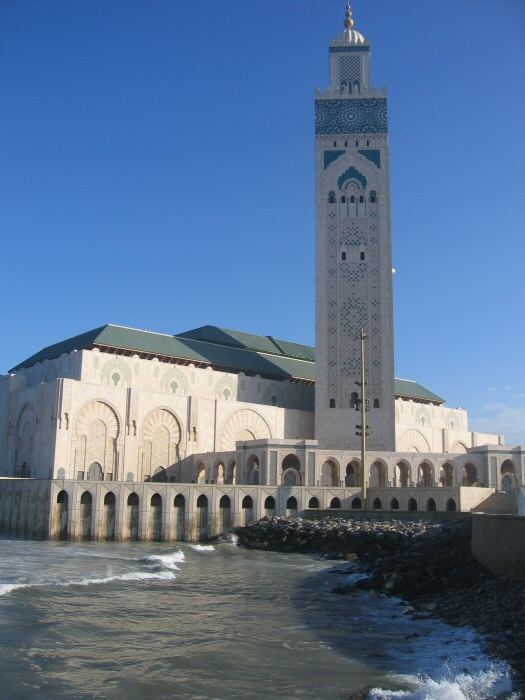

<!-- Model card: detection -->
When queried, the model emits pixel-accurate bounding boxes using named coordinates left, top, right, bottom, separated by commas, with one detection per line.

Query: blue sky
left=1, top=0, right=524, bottom=444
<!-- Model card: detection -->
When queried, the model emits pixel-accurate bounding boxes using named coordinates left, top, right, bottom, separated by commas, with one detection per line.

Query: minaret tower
left=315, top=2, right=395, bottom=451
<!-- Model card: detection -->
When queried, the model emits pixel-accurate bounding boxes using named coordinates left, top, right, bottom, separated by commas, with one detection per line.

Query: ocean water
left=0, top=538, right=516, bottom=700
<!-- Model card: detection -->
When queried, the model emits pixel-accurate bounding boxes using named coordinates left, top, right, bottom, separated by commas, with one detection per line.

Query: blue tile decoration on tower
left=324, top=150, right=346, bottom=169
left=329, top=46, right=370, bottom=53
left=315, top=98, right=387, bottom=135
left=358, top=149, right=381, bottom=168
left=338, top=166, right=367, bottom=190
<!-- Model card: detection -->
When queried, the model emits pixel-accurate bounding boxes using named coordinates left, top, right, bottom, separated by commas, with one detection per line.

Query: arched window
left=170, top=381, right=178, bottom=394
left=427, top=498, right=437, bottom=512
left=366, top=140, right=370, bottom=147
left=350, top=392, right=359, bottom=409
left=341, top=252, right=347, bottom=261
left=373, top=399, right=380, bottom=408
left=330, top=497, right=341, bottom=509
left=355, top=140, right=359, bottom=147
left=373, top=498, right=382, bottom=510
left=351, top=497, right=362, bottom=510
left=360, top=252, right=365, bottom=261
left=446, top=498, right=456, bottom=512
left=328, top=191, right=336, bottom=204
left=329, top=398, right=336, bottom=408
left=223, top=389, right=230, bottom=400
left=359, top=195, right=364, bottom=203
left=286, top=496, right=298, bottom=510
left=196, top=494, right=208, bottom=508
left=391, top=498, right=399, bottom=510
left=264, top=496, right=276, bottom=511
left=111, top=373, right=121, bottom=386
left=308, top=497, right=320, bottom=509
left=350, top=195, right=355, bottom=203
left=333, top=140, right=337, bottom=148
left=408, top=498, right=418, bottom=512
left=87, top=462, right=103, bottom=481
left=341, top=195, right=346, bottom=203
left=369, top=191, right=377, bottom=203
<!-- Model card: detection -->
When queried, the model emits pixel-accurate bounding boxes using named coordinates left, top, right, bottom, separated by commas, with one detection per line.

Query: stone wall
left=472, top=513, right=525, bottom=582
left=0, top=478, right=493, bottom=543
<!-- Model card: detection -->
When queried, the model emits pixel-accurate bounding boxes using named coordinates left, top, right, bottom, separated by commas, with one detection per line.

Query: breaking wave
left=0, top=548, right=188, bottom=597
left=138, top=550, right=186, bottom=570
left=368, top=661, right=515, bottom=700
left=0, top=569, right=176, bottom=597
left=190, top=544, right=215, bottom=552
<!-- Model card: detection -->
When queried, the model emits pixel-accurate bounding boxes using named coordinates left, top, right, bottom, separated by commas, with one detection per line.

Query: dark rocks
left=234, top=516, right=525, bottom=696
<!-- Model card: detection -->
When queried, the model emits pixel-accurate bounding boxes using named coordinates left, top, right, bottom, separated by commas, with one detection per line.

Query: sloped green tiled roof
left=393, top=378, right=444, bottom=404
left=9, top=323, right=444, bottom=404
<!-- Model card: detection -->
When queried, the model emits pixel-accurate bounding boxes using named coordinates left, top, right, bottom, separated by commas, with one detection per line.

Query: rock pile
left=235, top=516, right=525, bottom=695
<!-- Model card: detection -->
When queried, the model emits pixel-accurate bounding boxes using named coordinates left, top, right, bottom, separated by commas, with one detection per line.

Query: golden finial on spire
left=344, top=1, right=355, bottom=30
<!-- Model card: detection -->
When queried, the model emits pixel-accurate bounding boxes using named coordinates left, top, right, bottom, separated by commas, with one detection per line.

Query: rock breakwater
left=235, top=516, right=525, bottom=696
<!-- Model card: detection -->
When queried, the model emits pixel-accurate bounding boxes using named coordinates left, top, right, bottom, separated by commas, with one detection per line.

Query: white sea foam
left=72, top=570, right=177, bottom=586
left=368, top=663, right=514, bottom=700
left=139, top=551, right=186, bottom=570
left=0, top=583, right=31, bottom=596
left=0, top=565, right=177, bottom=596
left=190, top=544, right=215, bottom=552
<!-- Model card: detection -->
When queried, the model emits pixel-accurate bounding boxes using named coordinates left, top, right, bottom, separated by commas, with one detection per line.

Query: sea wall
left=472, top=513, right=525, bottom=582
left=0, top=478, right=52, bottom=538
left=0, top=477, right=494, bottom=543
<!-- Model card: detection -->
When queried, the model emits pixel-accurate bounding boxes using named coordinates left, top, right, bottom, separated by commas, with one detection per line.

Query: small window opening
left=369, top=191, right=377, bottom=203
left=170, top=381, right=178, bottom=394
left=328, top=192, right=336, bottom=204
left=223, top=389, right=230, bottom=400
left=270, top=395, right=277, bottom=406
left=360, top=252, right=365, bottom=261
left=350, top=392, right=359, bottom=409
left=350, top=196, right=355, bottom=203
left=112, top=373, right=120, bottom=386
left=359, top=195, right=364, bottom=203
left=341, top=252, right=346, bottom=261
left=367, top=140, right=370, bottom=146
left=341, top=195, right=346, bottom=203
left=344, top=140, right=348, bottom=147
left=333, top=140, right=337, bottom=147
left=355, top=140, right=359, bottom=147
left=374, top=399, right=380, bottom=408
left=329, top=398, right=336, bottom=408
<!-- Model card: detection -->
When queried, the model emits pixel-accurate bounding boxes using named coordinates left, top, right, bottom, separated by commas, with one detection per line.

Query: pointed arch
left=219, top=409, right=271, bottom=451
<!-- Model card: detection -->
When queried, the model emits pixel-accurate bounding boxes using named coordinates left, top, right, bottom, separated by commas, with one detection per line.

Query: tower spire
left=344, top=1, right=355, bottom=30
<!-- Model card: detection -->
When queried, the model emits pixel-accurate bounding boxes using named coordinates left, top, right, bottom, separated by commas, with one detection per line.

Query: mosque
left=0, top=3, right=523, bottom=541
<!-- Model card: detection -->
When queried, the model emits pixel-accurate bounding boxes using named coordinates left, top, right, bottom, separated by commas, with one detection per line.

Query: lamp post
left=355, top=328, right=369, bottom=508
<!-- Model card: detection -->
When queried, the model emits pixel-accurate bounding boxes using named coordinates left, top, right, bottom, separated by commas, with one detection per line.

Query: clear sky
left=1, top=0, right=524, bottom=444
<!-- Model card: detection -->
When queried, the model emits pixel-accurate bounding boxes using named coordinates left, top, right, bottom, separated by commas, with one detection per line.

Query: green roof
left=9, top=323, right=444, bottom=404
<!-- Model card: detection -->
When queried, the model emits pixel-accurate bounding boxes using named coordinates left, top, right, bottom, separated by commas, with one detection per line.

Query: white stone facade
left=0, top=347, right=520, bottom=494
